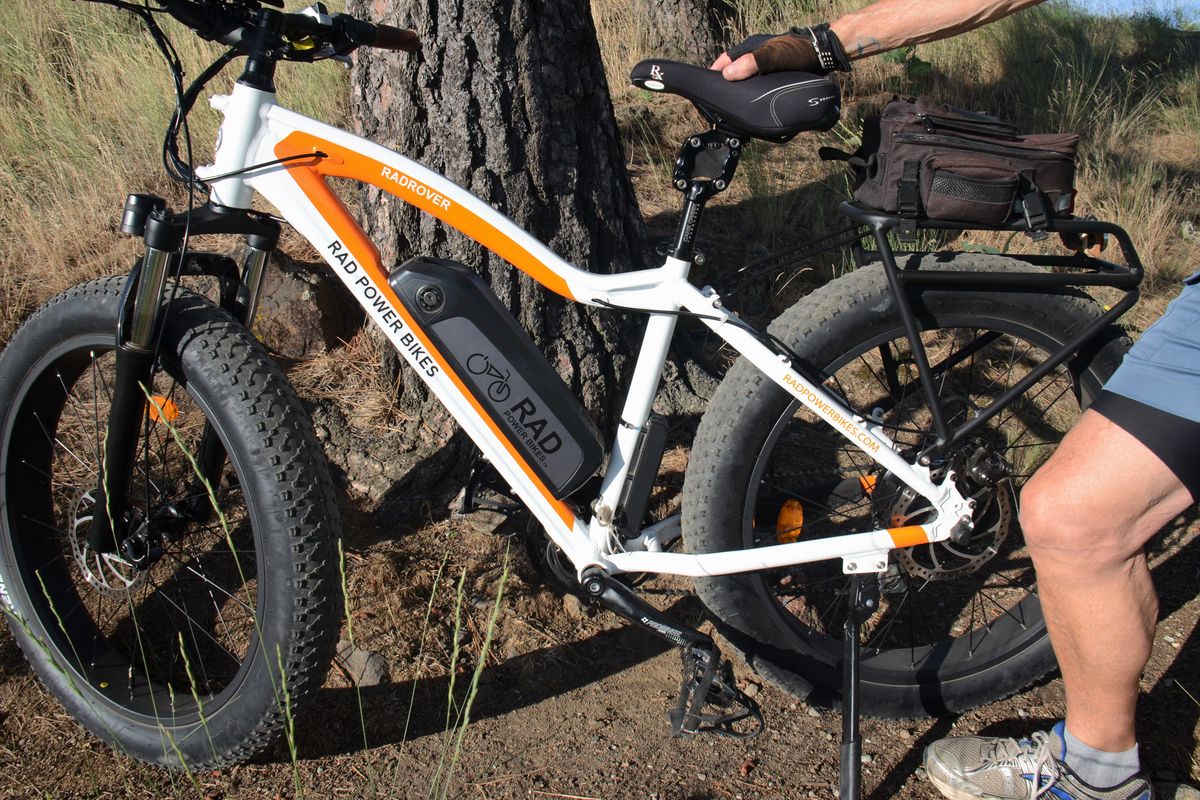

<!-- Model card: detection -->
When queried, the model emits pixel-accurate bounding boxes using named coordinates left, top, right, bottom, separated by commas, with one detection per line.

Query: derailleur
left=671, top=642, right=764, bottom=739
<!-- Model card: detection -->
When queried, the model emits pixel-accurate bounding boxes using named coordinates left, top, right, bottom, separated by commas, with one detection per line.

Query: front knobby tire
left=0, top=277, right=342, bottom=767
left=684, top=254, right=1129, bottom=718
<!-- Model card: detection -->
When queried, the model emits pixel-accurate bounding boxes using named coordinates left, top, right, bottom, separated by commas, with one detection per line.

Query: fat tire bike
left=0, top=0, right=1142, bottom=783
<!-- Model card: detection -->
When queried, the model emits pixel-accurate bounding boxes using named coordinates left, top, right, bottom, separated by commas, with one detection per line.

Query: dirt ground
left=2, top=487, right=1200, bottom=800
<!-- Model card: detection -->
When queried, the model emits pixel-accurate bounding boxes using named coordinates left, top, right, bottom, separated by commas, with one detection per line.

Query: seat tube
left=594, top=259, right=687, bottom=525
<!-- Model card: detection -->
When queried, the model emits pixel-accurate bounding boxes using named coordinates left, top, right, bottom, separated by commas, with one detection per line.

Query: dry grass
left=1, top=1, right=1195, bottom=352
left=290, top=328, right=412, bottom=436
left=0, top=0, right=347, bottom=343
left=0, top=3, right=1197, bottom=794
left=599, top=0, right=1199, bottom=323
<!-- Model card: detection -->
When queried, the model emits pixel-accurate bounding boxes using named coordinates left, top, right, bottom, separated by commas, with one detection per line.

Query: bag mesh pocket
left=924, top=169, right=1016, bottom=223
left=931, top=171, right=1015, bottom=204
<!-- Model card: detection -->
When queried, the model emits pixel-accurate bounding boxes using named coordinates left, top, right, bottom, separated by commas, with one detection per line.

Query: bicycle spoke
left=755, top=320, right=1076, bottom=678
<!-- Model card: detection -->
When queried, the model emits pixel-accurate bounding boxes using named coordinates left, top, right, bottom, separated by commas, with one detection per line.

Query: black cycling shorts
left=1090, top=390, right=1200, bottom=502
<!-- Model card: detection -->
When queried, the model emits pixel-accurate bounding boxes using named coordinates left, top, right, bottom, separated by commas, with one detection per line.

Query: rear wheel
left=0, top=277, right=342, bottom=767
left=684, top=255, right=1129, bottom=717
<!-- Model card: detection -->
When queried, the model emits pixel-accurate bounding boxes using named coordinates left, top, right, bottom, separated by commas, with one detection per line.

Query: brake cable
left=165, top=47, right=239, bottom=190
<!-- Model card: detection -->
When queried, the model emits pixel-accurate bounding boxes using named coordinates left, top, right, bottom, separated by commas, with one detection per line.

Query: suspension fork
left=90, top=196, right=280, bottom=552
left=89, top=243, right=173, bottom=553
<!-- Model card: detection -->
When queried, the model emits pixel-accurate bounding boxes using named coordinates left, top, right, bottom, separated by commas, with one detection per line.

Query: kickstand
left=839, top=572, right=879, bottom=800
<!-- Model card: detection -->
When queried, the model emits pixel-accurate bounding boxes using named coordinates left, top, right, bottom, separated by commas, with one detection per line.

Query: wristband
left=790, top=23, right=852, bottom=72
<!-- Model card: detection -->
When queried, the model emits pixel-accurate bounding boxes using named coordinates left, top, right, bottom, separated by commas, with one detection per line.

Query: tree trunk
left=343, top=0, right=651, bottom=512
left=634, top=0, right=733, bottom=63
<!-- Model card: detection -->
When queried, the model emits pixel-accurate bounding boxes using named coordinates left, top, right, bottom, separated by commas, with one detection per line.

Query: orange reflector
left=859, top=475, right=877, bottom=495
left=776, top=499, right=805, bottom=544
left=888, top=526, right=928, bottom=548
left=147, top=396, right=180, bottom=424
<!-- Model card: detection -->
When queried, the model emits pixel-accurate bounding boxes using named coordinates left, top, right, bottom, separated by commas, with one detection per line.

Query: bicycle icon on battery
left=466, top=353, right=512, bottom=403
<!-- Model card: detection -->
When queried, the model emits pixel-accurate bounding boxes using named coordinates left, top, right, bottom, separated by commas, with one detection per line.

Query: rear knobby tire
left=684, top=254, right=1129, bottom=718
left=0, top=277, right=342, bottom=767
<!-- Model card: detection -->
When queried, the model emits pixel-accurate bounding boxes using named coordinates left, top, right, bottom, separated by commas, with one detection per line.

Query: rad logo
left=0, top=571, right=11, bottom=610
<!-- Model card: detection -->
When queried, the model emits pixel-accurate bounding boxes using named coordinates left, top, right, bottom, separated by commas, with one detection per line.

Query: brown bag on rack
left=823, top=97, right=1079, bottom=229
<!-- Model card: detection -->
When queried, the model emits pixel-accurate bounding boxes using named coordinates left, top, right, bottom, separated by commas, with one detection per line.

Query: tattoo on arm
left=850, top=37, right=882, bottom=58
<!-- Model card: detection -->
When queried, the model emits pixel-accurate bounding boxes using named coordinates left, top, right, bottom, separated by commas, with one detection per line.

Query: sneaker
left=923, top=722, right=1154, bottom=800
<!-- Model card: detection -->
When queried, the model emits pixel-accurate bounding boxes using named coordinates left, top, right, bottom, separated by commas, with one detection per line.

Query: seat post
left=668, top=129, right=743, bottom=262
left=669, top=183, right=707, bottom=262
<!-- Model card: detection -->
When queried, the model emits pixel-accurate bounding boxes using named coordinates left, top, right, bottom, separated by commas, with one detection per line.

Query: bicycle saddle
left=630, top=59, right=841, bottom=143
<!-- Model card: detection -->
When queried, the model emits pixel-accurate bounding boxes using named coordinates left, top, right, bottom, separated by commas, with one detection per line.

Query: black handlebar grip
left=372, top=24, right=419, bottom=52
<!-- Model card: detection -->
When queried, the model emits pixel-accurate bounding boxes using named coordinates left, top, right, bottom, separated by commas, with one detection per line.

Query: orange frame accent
left=275, top=132, right=574, bottom=300
left=274, top=132, right=575, bottom=527
left=887, top=526, right=929, bottom=548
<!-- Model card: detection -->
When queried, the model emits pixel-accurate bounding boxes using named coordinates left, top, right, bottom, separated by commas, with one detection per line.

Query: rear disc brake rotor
left=879, top=468, right=1016, bottom=583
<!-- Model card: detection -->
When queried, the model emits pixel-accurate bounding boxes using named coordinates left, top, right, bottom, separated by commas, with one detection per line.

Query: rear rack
left=821, top=203, right=1145, bottom=800
left=839, top=201, right=1144, bottom=288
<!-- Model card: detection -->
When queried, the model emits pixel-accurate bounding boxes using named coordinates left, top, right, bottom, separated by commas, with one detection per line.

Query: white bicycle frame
left=196, top=82, right=973, bottom=580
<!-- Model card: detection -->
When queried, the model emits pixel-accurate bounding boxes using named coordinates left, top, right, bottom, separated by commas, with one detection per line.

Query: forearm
left=831, top=0, right=1046, bottom=59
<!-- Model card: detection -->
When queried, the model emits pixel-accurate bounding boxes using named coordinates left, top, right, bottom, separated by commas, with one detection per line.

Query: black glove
left=726, top=24, right=852, bottom=75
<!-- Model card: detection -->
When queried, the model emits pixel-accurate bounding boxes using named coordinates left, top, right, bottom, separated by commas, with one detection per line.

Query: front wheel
left=0, top=277, right=342, bottom=767
left=684, top=254, right=1129, bottom=718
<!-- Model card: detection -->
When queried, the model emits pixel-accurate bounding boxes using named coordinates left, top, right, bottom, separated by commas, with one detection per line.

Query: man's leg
left=924, top=403, right=1195, bottom=799
left=1019, top=407, right=1193, bottom=752
left=926, top=273, right=1200, bottom=799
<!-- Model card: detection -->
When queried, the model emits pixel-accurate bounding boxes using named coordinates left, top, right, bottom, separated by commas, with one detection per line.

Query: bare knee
left=1018, top=459, right=1180, bottom=571
left=1016, top=410, right=1190, bottom=564
left=1018, top=466, right=1094, bottom=554
left=1017, top=470, right=1053, bottom=547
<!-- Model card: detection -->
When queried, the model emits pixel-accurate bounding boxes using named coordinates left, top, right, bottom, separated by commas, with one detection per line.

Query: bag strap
left=898, top=160, right=921, bottom=216
left=1018, top=169, right=1049, bottom=239
left=818, top=145, right=859, bottom=164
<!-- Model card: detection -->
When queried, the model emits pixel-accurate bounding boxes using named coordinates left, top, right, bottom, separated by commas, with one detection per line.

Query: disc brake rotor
left=883, top=470, right=1016, bottom=583
left=67, top=489, right=148, bottom=597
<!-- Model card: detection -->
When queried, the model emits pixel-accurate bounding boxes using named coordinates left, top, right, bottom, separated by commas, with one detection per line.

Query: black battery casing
left=389, top=256, right=604, bottom=499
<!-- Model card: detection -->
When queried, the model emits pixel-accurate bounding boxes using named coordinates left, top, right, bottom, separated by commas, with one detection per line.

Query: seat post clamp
left=672, top=129, right=743, bottom=201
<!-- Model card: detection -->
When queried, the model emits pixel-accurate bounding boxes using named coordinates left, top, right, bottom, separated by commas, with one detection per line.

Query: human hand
left=710, top=33, right=775, bottom=81
left=711, top=27, right=850, bottom=82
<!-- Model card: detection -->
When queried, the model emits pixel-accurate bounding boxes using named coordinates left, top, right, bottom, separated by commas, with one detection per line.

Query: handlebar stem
left=237, top=7, right=282, bottom=92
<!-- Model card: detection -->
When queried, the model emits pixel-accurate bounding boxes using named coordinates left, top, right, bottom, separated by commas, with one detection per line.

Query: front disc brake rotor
left=67, top=489, right=148, bottom=597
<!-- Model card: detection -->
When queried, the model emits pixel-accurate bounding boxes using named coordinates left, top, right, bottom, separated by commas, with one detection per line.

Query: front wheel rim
left=1, top=333, right=266, bottom=724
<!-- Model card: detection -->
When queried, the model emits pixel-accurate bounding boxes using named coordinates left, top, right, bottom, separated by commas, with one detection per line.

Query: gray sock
left=1062, top=725, right=1142, bottom=789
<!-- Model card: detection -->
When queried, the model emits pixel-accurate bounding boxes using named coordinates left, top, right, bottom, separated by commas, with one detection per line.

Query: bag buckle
left=1021, top=190, right=1049, bottom=241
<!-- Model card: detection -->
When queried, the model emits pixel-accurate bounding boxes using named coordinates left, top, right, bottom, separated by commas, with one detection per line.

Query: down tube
left=249, top=167, right=592, bottom=563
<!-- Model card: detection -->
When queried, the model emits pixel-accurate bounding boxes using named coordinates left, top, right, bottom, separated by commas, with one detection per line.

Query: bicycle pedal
left=668, top=644, right=765, bottom=740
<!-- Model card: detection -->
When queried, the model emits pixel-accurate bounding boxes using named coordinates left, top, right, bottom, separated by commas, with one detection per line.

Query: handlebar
left=153, top=0, right=419, bottom=58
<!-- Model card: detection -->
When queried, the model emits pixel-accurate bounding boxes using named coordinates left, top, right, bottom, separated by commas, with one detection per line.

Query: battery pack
left=389, top=256, right=603, bottom=499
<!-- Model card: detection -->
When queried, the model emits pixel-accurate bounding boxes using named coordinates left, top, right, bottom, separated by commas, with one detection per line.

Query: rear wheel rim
left=745, top=320, right=1083, bottom=684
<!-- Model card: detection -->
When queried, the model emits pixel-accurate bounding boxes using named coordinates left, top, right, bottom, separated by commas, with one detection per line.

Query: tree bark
left=634, top=0, right=733, bottom=62
left=343, top=0, right=650, bottom=511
